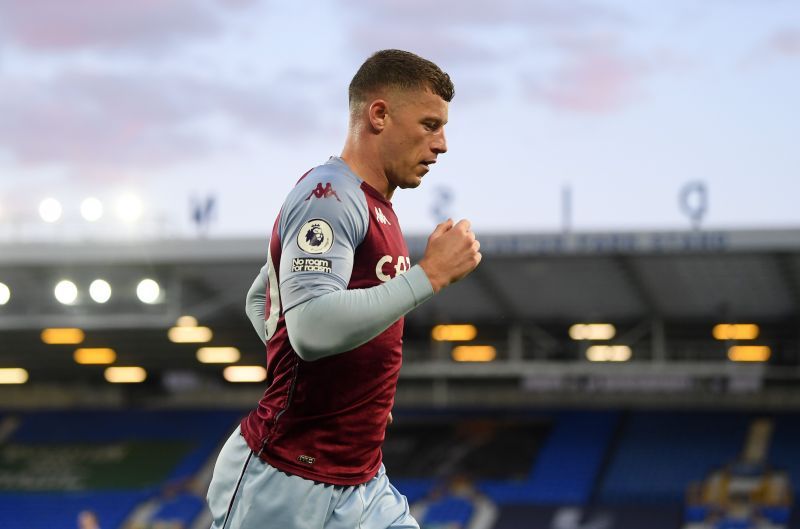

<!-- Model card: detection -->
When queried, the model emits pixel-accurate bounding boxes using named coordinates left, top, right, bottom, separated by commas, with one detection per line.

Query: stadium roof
left=1, top=228, right=799, bottom=329
left=1, top=228, right=799, bottom=408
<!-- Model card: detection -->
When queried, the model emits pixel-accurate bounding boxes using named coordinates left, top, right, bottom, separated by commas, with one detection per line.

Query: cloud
left=767, top=27, right=800, bottom=57
left=521, top=33, right=691, bottom=114
left=525, top=49, right=646, bottom=113
left=0, top=0, right=256, bottom=52
left=0, top=70, right=325, bottom=171
left=342, top=0, right=625, bottom=28
left=340, top=0, right=630, bottom=106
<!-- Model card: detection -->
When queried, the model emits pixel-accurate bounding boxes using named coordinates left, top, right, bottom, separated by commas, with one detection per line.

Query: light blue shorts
left=207, top=426, right=419, bottom=529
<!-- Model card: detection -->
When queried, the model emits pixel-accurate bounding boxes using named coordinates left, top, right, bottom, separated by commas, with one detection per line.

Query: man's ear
left=368, top=99, right=388, bottom=132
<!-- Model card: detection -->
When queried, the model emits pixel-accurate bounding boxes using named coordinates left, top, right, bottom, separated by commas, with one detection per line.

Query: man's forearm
left=285, top=265, right=433, bottom=361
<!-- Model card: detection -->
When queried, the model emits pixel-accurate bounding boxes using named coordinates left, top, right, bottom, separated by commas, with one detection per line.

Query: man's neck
left=340, top=138, right=395, bottom=201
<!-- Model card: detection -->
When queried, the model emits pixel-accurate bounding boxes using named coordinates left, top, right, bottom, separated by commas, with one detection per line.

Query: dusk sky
left=0, top=0, right=798, bottom=240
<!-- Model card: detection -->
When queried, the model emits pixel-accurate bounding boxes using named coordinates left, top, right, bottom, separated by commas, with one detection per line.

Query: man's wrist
left=417, top=260, right=445, bottom=294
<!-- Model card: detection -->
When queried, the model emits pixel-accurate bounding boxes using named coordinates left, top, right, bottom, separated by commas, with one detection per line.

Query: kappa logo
left=374, top=207, right=391, bottom=225
left=305, top=182, right=342, bottom=202
left=297, top=219, right=334, bottom=254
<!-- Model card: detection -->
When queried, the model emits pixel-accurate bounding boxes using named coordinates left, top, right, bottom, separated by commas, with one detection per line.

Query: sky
left=0, top=0, right=798, bottom=240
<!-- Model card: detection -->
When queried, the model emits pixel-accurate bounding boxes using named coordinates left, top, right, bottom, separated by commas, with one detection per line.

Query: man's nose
left=432, top=129, right=447, bottom=154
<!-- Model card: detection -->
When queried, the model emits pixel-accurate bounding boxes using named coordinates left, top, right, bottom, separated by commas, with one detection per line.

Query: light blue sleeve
left=278, top=167, right=369, bottom=312
left=245, top=264, right=269, bottom=344
left=285, top=265, right=434, bottom=361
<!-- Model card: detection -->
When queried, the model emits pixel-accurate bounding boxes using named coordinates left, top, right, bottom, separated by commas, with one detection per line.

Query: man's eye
left=424, top=122, right=437, bottom=131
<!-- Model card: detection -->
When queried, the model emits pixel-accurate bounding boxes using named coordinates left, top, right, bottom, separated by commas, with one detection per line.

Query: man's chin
left=399, top=176, right=423, bottom=189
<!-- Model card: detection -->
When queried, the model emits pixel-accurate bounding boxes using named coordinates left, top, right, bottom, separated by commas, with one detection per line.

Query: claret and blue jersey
left=241, top=157, right=412, bottom=486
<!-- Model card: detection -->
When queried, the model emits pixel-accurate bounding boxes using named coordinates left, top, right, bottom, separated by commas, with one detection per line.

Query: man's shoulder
left=286, top=158, right=366, bottom=209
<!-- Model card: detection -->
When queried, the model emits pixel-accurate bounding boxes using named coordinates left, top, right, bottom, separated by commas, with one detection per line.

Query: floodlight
left=728, top=346, right=770, bottom=362
left=197, top=347, right=241, bottom=364
left=168, top=326, right=213, bottom=343
left=0, top=282, right=9, bottom=305
left=39, top=198, right=62, bottom=223
left=176, top=315, right=198, bottom=327
left=41, top=328, right=85, bottom=345
left=713, top=324, right=759, bottom=341
left=74, top=348, right=116, bottom=365
left=136, top=279, right=160, bottom=304
left=116, top=194, right=143, bottom=223
left=223, top=365, right=267, bottom=383
left=452, top=345, right=496, bottom=362
left=586, top=345, right=632, bottom=362
left=432, top=324, right=477, bottom=341
left=569, top=323, right=616, bottom=341
left=54, top=280, right=78, bottom=305
left=0, top=368, right=28, bottom=384
left=105, top=366, right=147, bottom=383
left=89, top=279, right=112, bottom=303
left=80, top=197, right=103, bottom=222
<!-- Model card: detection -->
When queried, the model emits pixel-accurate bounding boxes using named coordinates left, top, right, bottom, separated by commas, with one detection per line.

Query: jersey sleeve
left=278, top=171, right=369, bottom=312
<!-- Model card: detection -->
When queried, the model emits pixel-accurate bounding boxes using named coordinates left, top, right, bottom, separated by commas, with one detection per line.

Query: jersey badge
left=297, top=219, right=334, bottom=254
left=304, top=182, right=342, bottom=202
left=374, top=207, right=391, bottom=225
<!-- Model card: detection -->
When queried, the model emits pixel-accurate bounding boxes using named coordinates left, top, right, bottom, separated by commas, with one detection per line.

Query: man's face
left=380, top=88, right=448, bottom=191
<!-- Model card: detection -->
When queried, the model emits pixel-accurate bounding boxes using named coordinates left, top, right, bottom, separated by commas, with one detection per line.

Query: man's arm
left=285, top=265, right=433, bottom=361
left=285, top=218, right=480, bottom=361
left=245, top=264, right=269, bottom=344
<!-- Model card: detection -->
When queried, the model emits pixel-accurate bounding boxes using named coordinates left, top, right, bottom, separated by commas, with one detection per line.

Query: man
left=207, top=49, right=481, bottom=529
left=77, top=510, right=101, bottom=529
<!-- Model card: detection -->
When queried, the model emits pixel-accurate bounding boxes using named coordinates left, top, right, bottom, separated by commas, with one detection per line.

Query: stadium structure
left=1, top=227, right=799, bottom=529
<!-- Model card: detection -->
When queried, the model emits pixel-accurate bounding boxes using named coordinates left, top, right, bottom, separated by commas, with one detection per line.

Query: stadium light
left=569, top=323, right=616, bottom=341
left=728, top=345, right=770, bottom=362
left=586, top=345, right=632, bottom=362
left=0, top=368, right=28, bottom=384
left=39, top=198, right=63, bottom=223
left=223, top=365, right=267, bottom=383
left=80, top=197, right=104, bottom=222
left=89, top=279, right=112, bottom=303
left=168, top=316, right=211, bottom=343
left=0, top=282, right=10, bottom=305
left=104, top=366, right=147, bottom=383
left=452, top=345, right=496, bottom=362
left=197, top=347, right=241, bottom=364
left=713, top=324, right=759, bottom=341
left=432, top=324, right=477, bottom=341
left=116, top=194, right=143, bottom=223
left=74, top=348, right=116, bottom=365
left=136, top=279, right=160, bottom=304
left=54, top=280, right=79, bottom=305
left=176, top=315, right=198, bottom=327
left=41, top=328, right=85, bottom=345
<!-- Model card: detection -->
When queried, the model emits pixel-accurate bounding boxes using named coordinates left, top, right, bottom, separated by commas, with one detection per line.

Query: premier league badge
left=297, top=219, right=334, bottom=254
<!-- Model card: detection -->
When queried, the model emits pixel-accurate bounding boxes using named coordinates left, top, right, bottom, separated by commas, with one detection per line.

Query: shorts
left=206, top=426, right=419, bottom=529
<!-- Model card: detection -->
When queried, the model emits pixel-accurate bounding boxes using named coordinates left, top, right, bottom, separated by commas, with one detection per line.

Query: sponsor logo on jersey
left=304, top=182, right=342, bottom=202
left=291, top=258, right=332, bottom=273
left=297, top=454, right=316, bottom=465
left=374, top=207, right=391, bottom=225
left=297, top=219, right=334, bottom=254
left=376, top=255, right=411, bottom=282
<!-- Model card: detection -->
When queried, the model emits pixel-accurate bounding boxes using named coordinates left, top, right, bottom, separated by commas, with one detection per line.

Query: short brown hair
left=349, top=49, right=455, bottom=110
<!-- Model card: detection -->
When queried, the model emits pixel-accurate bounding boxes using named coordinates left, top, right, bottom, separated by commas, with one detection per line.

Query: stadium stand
left=0, top=410, right=240, bottom=529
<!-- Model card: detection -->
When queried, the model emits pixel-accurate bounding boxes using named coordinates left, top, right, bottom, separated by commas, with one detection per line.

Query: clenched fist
left=418, top=219, right=481, bottom=293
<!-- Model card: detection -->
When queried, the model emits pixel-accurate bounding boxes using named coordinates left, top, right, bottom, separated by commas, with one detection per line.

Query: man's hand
left=418, top=218, right=481, bottom=293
